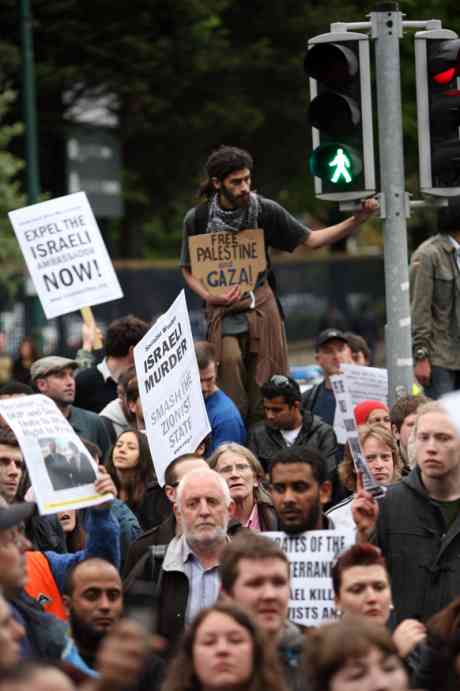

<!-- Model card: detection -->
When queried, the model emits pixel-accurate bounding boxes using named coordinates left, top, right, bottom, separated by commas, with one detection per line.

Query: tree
left=0, top=90, right=26, bottom=300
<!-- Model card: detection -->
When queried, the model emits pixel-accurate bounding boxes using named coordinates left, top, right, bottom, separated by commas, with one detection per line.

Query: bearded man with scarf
left=180, top=145, right=376, bottom=426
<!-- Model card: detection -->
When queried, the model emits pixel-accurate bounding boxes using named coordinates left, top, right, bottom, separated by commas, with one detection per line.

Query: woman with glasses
left=208, top=443, right=277, bottom=531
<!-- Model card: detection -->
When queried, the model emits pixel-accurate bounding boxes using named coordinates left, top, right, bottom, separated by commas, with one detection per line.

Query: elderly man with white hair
left=142, top=468, right=236, bottom=654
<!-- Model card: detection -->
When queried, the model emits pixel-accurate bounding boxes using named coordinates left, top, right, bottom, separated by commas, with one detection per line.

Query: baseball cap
left=30, top=356, right=78, bottom=382
left=0, top=501, right=35, bottom=530
left=315, top=328, right=349, bottom=351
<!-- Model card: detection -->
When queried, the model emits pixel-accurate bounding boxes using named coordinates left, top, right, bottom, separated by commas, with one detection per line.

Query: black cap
left=315, top=328, right=349, bottom=351
left=0, top=502, right=35, bottom=530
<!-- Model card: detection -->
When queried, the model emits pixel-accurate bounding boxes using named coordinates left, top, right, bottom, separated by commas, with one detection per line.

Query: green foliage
left=0, top=1, right=459, bottom=257
left=0, top=90, right=26, bottom=296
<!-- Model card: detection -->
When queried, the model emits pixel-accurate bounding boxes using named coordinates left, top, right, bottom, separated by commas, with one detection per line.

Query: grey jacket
left=410, top=233, right=460, bottom=368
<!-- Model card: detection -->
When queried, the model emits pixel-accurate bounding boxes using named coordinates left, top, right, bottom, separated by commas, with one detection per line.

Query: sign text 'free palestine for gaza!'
left=134, top=291, right=211, bottom=486
left=189, top=229, right=266, bottom=295
left=8, top=191, right=123, bottom=319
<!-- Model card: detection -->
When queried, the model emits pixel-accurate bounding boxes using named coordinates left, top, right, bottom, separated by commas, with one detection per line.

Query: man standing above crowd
left=180, top=145, right=376, bottom=424
left=248, top=374, right=337, bottom=479
left=410, top=200, right=460, bottom=398
left=195, top=341, right=246, bottom=454
left=302, top=328, right=354, bottom=427
left=353, top=401, right=460, bottom=624
left=75, top=315, right=149, bottom=413
left=31, top=356, right=111, bottom=457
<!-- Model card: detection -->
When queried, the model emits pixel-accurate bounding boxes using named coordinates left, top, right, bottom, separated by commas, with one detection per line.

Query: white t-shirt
left=280, top=426, right=302, bottom=446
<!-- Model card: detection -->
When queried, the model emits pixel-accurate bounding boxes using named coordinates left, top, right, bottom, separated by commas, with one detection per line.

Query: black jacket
left=247, top=410, right=337, bottom=476
left=377, top=466, right=460, bottom=624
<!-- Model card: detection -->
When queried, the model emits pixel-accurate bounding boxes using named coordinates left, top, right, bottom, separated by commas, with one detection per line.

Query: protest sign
left=332, top=365, right=388, bottom=445
left=8, top=191, right=123, bottom=318
left=330, top=374, right=385, bottom=497
left=188, top=229, right=266, bottom=295
left=266, top=530, right=354, bottom=626
left=341, top=364, right=388, bottom=407
left=440, top=391, right=460, bottom=436
left=134, top=290, right=211, bottom=486
left=0, top=395, right=110, bottom=514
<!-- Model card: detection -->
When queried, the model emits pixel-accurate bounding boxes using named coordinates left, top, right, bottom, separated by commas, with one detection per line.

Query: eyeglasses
left=218, top=463, right=253, bottom=475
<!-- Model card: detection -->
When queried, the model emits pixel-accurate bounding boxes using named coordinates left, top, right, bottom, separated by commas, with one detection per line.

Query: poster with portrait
left=0, top=395, right=110, bottom=514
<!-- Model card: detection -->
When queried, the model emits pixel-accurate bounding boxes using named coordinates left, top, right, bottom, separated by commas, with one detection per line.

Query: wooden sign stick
left=80, top=306, right=103, bottom=350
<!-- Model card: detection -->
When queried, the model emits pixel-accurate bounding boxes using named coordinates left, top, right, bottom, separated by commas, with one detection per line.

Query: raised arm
left=304, top=198, right=378, bottom=250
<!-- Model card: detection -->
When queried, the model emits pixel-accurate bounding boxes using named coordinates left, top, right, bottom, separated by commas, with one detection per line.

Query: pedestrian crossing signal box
left=305, top=31, right=376, bottom=202
left=415, top=29, right=460, bottom=196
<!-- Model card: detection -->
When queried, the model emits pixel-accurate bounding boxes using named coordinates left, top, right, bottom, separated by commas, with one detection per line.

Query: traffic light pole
left=330, top=5, right=447, bottom=403
left=371, top=4, right=413, bottom=403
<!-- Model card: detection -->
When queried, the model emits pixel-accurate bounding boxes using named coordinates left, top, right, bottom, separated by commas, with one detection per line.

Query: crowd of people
left=0, top=145, right=459, bottom=691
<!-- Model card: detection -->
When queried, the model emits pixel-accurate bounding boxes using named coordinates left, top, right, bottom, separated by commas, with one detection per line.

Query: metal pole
left=371, top=2, right=413, bottom=405
left=20, top=0, right=40, bottom=203
left=20, top=0, right=42, bottom=341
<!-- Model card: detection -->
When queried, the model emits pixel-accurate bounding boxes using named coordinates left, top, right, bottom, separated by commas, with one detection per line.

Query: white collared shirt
left=97, top=358, right=118, bottom=383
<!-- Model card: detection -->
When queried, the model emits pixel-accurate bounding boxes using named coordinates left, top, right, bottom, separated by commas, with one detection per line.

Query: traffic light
left=415, top=29, right=460, bottom=196
left=304, top=31, right=376, bottom=201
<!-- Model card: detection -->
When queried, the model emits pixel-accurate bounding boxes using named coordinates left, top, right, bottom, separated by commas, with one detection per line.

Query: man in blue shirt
left=195, top=341, right=246, bottom=456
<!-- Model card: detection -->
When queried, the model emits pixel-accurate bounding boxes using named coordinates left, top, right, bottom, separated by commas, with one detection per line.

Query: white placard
left=8, top=191, right=123, bottom=318
left=330, top=373, right=386, bottom=496
left=0, top=395, right=110, bottom=515
left=440, top=391, right=460, bottom=437
left=332, top=365, right=388, bottom=444
left=134, top=291, right=211, bottom=486
left=341, top=364, right=388, bottom=407
left=266, top=530, right=355, bottom=626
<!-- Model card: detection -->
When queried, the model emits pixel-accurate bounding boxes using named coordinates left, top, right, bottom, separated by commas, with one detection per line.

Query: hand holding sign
left=206, top=285, right=242, bottom=307
left=93, top=466, right=117, bottom=510
left=351, top=472, right=379, bottom=541
left=189, top=229, right=266, bottom=296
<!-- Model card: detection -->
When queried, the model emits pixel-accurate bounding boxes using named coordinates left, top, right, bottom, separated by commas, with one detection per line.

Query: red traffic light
left=432, top=67, right=457, bottom=85
left=429, top=38, right=460, bottom=86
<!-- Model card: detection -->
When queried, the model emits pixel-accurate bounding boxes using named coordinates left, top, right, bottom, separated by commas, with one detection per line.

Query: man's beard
left=185, top=523, right=228, bottom=550
left=70, top=609, right=106, bottom=666
left=279, top=499, right=322, bottom=535
left=220, top=185, right=250, bottom=209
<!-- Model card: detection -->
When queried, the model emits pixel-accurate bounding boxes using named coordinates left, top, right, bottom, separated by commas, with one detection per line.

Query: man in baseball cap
left=301, top=329, right=353, bottom=428
left=31, top=356, right=111, bottom=458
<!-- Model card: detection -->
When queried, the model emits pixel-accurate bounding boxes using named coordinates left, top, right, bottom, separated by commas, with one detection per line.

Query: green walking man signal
left=329, top=148, right=352, bottom=183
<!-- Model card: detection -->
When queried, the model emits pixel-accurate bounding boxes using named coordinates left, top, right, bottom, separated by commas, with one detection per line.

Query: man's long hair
left=198, top=145, right=253, bottom=200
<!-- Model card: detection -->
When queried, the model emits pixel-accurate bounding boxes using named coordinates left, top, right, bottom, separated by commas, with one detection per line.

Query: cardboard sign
left=188, top=229, right=267, bottom=295
left=134, top=290, right=211, bottom=485
left=0, top=395, right=110, bottom=515
left=266, top=530, right=355, bottom=626
left=8, top=191, right=123, bottom=319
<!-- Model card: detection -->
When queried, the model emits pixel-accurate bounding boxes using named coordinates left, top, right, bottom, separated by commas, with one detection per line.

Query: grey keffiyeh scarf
left=207, top=192, right=260, bottom=233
